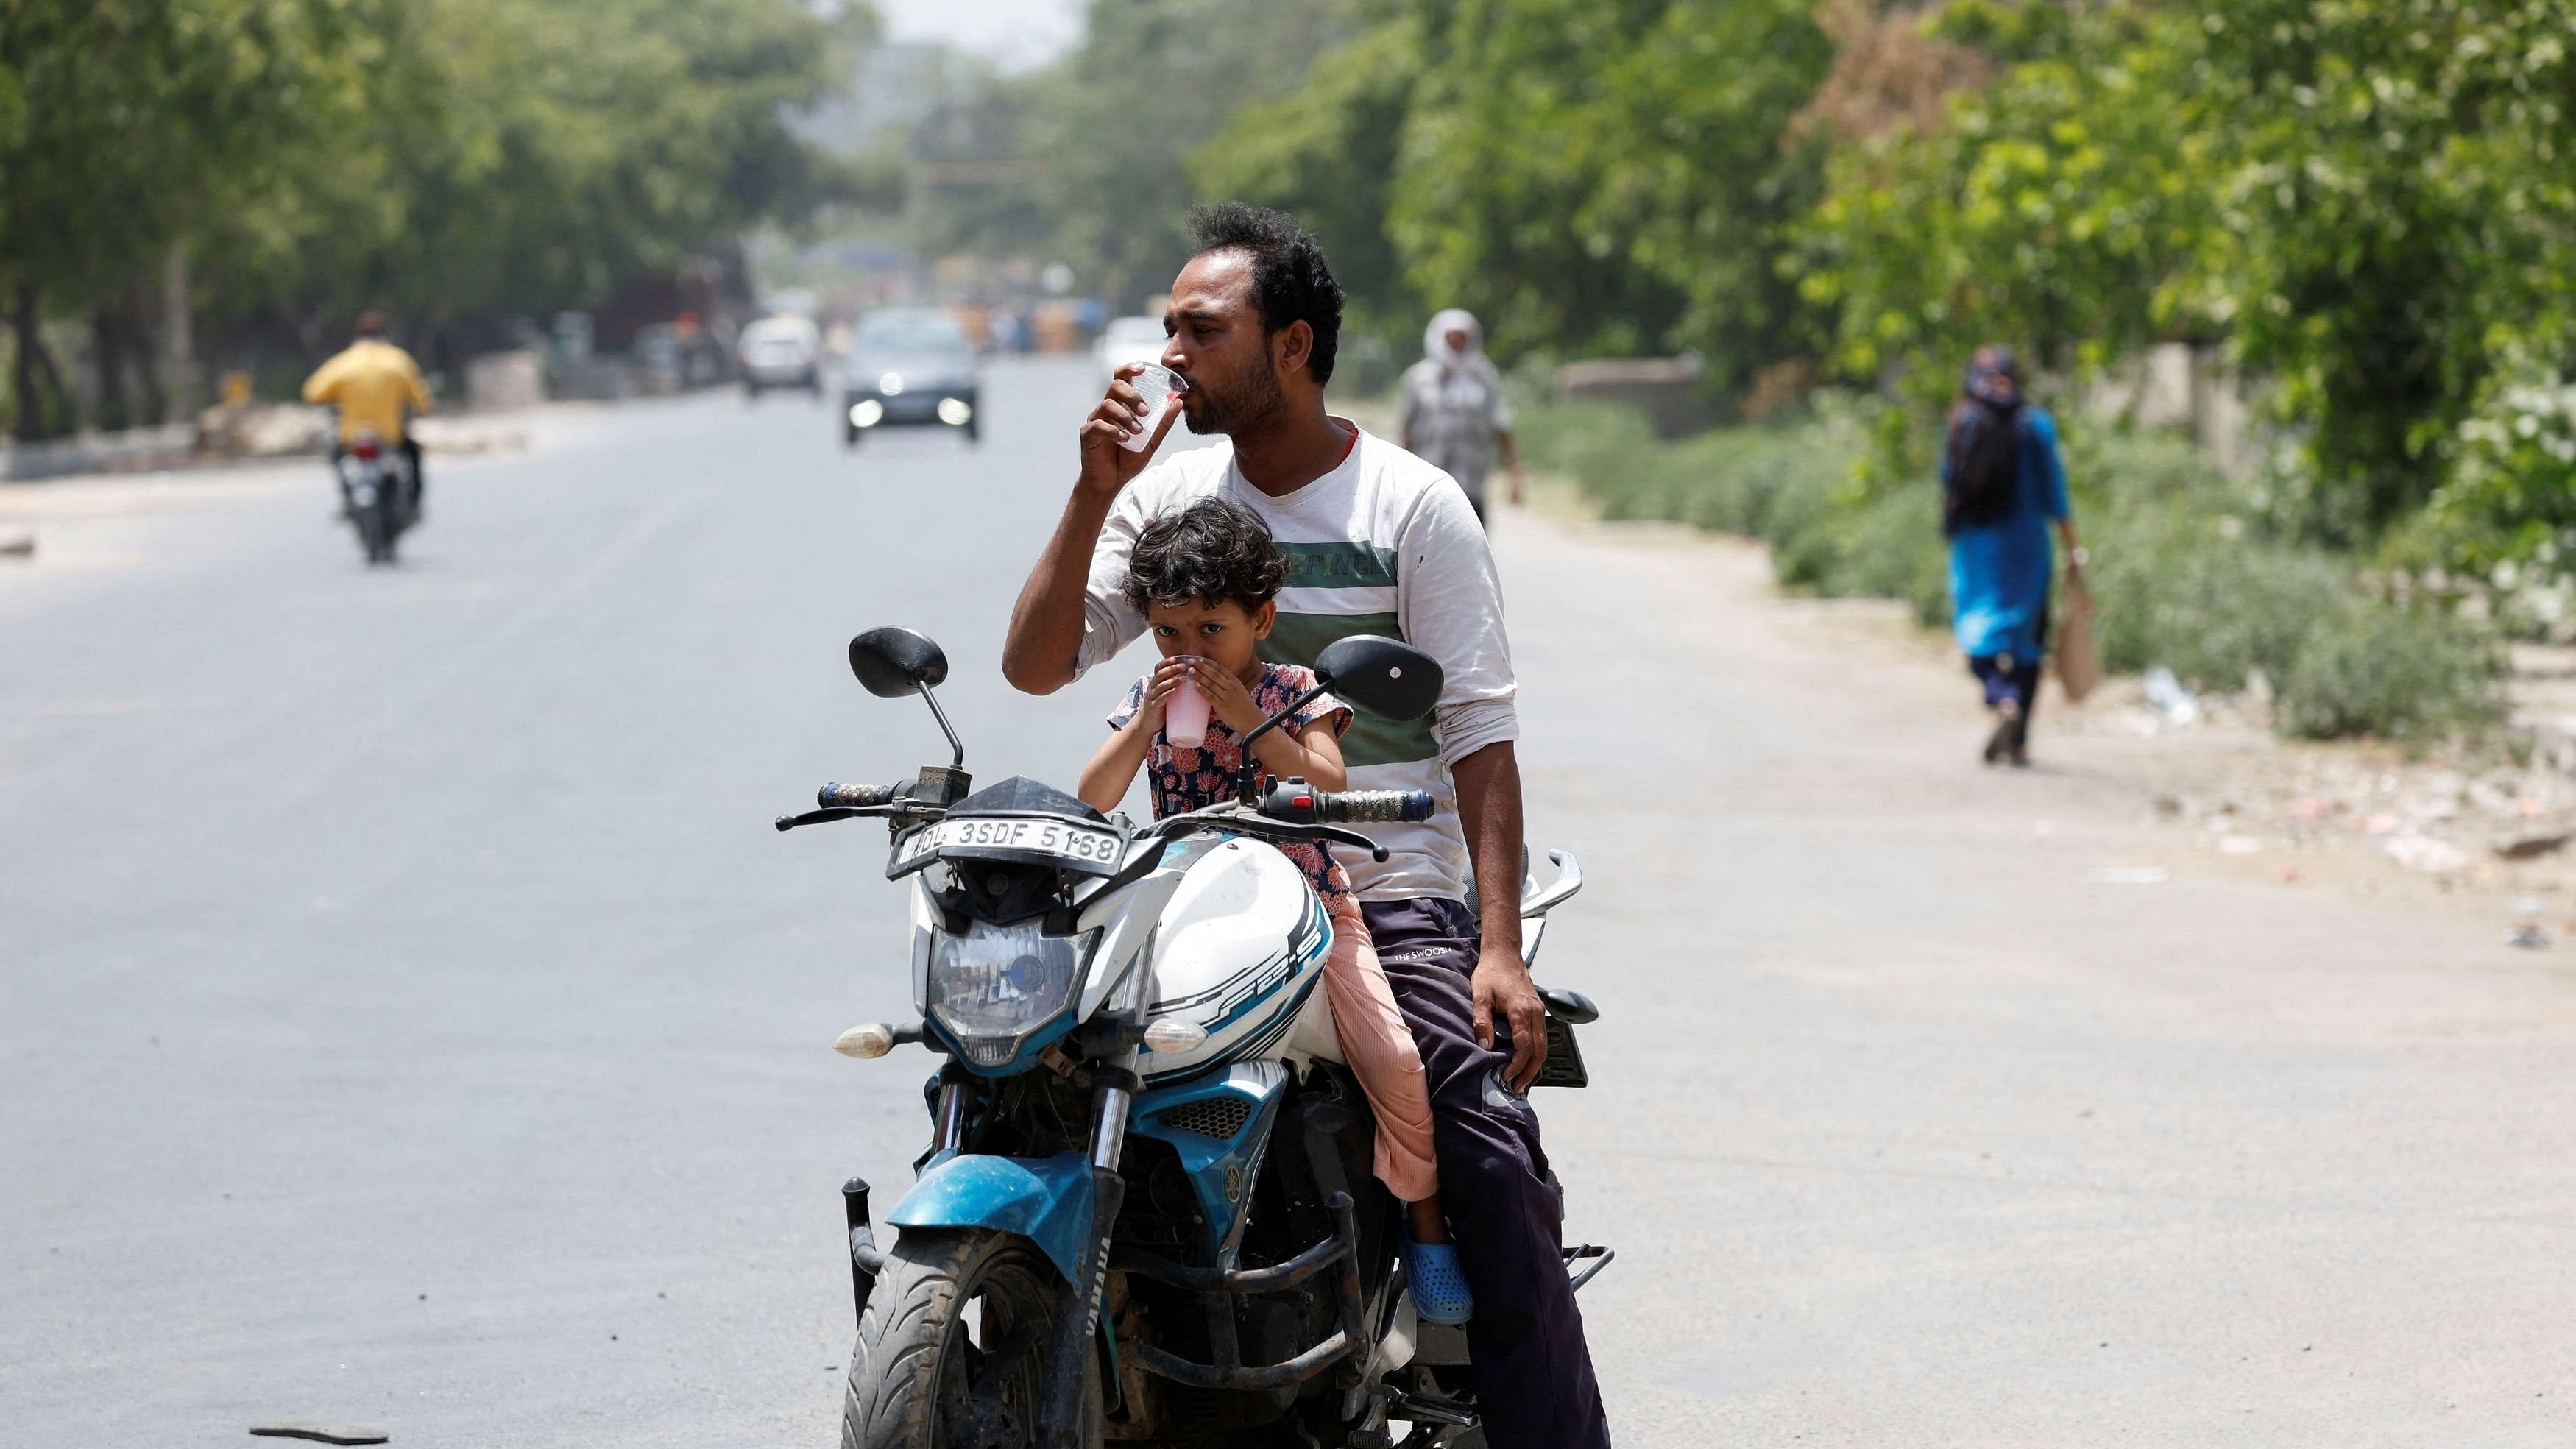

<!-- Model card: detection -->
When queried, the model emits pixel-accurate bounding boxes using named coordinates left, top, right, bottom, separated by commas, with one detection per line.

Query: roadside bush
left=2276, top=605, right=2505, bottom=744
left=1518, top=403, right=1660, bottom=517
left=1833, top=488, right=1950, bottom=626
left=1521, top=398, right=2508, bottom=743
left=2081, top=514, right=2345, bottom=690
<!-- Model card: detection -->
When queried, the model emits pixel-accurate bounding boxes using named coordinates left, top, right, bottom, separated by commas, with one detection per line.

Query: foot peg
left=1564, top=1243, right=1614, bottom=1292
left=1388, top=1389, right=1476, bottom=1427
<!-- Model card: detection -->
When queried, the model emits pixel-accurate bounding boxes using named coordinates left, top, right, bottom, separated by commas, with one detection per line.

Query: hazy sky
left=874, top=0, right=1086, bottom=70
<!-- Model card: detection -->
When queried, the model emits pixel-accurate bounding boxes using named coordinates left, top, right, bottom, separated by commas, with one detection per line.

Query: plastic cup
left=1164, top=668, right=1211, bottom=748
left=1119, top=365, right=1186, bottom=453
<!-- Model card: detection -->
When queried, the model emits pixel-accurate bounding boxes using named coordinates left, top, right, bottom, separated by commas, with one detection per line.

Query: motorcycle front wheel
left=842, top=1228, right=1099, bottom=1449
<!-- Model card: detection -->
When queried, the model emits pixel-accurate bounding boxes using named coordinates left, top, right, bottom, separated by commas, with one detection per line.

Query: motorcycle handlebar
left=1257, top=780, right=1435, bottom=826
left=1310, top=789, right=1434, bottom=824
left=818, top=781, right=899, bottom=809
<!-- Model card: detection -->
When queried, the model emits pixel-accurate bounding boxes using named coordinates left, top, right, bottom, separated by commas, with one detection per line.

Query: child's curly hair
left=1122, top=496, right=1289, bottom=614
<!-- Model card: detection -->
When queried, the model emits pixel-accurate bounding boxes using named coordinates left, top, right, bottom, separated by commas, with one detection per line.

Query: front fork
left=1038, top=1058, right=1139, bottom=1448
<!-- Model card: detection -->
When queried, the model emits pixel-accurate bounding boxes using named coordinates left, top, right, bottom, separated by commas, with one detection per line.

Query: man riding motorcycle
left=302, top=312, right=432, bottom=518
left=1003, top=202, right=1613, bottom=1448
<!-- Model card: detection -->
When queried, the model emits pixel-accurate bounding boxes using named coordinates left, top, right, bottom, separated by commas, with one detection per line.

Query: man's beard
left=1184, top=359, right=1284, bottom=437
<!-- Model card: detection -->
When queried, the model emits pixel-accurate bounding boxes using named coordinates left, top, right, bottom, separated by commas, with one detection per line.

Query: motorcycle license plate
left=890, top=815, right=1125, bottom=876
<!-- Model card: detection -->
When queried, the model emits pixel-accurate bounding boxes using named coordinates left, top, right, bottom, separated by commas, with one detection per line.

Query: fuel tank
left=1136, top=836, right=1333, bottom=1085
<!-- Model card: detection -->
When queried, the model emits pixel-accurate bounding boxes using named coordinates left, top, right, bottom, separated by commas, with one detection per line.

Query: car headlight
left=937, top=397, right=973, bottom=426
left=850, top=399, right=885, bottom=428
left=927, top=920, right=1095, bottom=1069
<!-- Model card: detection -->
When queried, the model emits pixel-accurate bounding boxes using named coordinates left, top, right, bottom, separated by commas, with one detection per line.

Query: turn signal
left=1142, top=1018, right=1208, bottom=1054
left=834, top=1022, right=897, bottom=1059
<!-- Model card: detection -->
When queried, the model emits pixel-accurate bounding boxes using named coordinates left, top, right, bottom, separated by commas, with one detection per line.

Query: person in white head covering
left=1398, top=308, right=1522, bottom=525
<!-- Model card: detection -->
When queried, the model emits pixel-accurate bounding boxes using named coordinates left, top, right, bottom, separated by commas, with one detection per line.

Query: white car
left=1092, top=315, right=1168, bottom=376
left=740, top=314, right=822, bottom=396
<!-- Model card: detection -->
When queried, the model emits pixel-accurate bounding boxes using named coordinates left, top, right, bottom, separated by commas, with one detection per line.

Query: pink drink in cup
left=1164, top=665, right=1211, bottom=748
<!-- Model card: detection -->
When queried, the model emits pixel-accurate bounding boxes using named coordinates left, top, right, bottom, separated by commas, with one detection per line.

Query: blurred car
left=843, top=308, right=979, bottom=446
left=1092, top=315, right=1167, bottom=375
left=740, top=314, right=823, bottom=396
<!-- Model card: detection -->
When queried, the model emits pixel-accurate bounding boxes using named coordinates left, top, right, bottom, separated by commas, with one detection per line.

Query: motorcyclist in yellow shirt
left=302, top=313, right=433, bottom=516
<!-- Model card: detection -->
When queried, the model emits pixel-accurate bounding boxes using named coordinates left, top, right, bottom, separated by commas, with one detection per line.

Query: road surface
left=5, top=361, right=2571, bottom=1445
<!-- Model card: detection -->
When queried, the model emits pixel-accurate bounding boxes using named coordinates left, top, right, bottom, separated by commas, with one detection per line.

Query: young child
left=1076, top=495, right=1473, bottom=1325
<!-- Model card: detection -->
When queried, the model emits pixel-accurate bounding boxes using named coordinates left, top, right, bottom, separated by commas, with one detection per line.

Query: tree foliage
left=2208, top=0, right=2576, bottom=543
left=1798, top=0, right=2576, bottom=551
left=0, top=0, right=859, bottom=438
left=908, top=0, right=1353, bottom=308
left=1189, top=13, right=1425, bottom=341
left=1194, top=0, right=1830, bottom=392
left=1794, top=3, right=2227, bottom=464
left=1395, top=0, right=1830, bottom=389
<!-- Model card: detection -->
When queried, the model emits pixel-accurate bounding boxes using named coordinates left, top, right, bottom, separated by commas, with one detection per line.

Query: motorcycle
left=335, top=428, right=414, bottom=565
left=778, top=626, right=1610, bottom=1449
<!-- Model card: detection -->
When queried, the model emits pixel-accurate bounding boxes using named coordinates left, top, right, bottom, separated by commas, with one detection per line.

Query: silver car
left=740, top=315, right=822, bottom=396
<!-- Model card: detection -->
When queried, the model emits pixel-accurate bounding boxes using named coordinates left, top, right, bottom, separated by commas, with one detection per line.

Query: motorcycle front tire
left=841, top=1227, right=1100, bottom=1449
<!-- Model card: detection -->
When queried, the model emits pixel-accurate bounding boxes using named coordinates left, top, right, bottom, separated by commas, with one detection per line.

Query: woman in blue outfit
left=1942, top=346, right=2087, bottom=765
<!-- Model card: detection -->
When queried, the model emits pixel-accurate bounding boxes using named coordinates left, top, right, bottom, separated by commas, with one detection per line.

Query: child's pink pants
left=1323, top=893, right=1439, bottom=1202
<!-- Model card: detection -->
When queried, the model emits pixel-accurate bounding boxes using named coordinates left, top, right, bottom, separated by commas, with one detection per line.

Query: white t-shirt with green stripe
left=1076, top=421, right=1517, bottom=904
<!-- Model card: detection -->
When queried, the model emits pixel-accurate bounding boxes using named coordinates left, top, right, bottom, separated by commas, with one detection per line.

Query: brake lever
left=1161, top=811, right=1389, bottom=862
left=776, top=807, right=869, bottom=832
left=1314, top=824, right=1391, bottom=862
left=777, top=802, right=950, bottom=833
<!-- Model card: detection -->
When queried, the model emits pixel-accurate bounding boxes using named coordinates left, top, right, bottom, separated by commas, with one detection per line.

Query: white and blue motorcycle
left=779, top=627, right=1607, bottom=1449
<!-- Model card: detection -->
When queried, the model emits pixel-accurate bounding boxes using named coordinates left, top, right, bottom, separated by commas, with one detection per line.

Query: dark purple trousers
left=1362, top=897, right=1613, bottom=1449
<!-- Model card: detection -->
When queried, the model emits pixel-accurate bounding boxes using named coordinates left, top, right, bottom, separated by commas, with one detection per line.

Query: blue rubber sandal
left=1408, top=1240, right=1474, bottom=1325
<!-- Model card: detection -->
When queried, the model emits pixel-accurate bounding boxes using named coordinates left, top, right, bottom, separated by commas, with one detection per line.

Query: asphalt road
left=6, top=359, right=2573, bottom=1446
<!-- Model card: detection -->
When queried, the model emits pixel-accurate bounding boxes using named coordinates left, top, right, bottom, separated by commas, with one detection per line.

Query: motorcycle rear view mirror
left=1315, top=635, right=1443, bottom=721
left=848, top=626, right=963, bottom=768
left=849, top=627, right=949, bottom=698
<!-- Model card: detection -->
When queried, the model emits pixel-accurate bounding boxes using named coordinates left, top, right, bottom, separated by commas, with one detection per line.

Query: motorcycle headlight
left=927, top=920, right=1095, bottom=1069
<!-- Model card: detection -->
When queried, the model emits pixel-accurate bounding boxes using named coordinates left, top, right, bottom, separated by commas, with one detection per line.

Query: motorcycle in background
left=778, top=626, right=1610, bottom=1448
left=336, top=428, right=414, bottom=565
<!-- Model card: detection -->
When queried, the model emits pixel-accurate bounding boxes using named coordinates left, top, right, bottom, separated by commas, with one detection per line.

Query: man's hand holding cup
left=1078, top=362, right=1185, bottom=499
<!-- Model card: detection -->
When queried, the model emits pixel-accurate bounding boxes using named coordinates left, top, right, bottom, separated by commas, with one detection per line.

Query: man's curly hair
left=1122, top=496, right=1289, bottom=614
left=1189, top=202, right=1345, bottom=386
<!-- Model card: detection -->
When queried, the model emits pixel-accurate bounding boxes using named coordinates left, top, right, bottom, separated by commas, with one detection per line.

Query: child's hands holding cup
left=1186, top=656, right=1266, bottom=735
left=1133, top=655, right=1194, bottom=731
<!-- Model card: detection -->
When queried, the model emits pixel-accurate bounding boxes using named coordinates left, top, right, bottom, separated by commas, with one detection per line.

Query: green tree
left=1192, top=0, right=1833, bottom=394
left=0, top=0, right=367, bottom=437
left=2207, top=0, right=2576, bottom=542
left=1800, top=0, right=2576, bottom=548
left=901, top=0, right=1354, bottom=307
left=1189, top=13, right=1426, bottom=346
left=1797, top=1, right=2228, bottom=466
left=229, top=0, right=857, bottom=324
left=1, top=0, right=857, bottom=437
left=1381, top=0, right=1832, bottom=387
